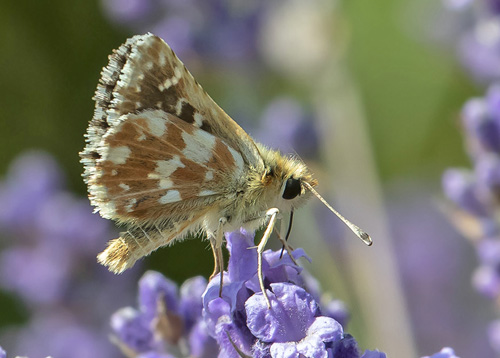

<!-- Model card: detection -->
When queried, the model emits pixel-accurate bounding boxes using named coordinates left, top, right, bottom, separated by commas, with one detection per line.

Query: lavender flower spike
left=110, top=229, right=389, bottom=357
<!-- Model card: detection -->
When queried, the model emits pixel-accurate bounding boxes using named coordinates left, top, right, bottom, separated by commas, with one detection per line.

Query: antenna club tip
left=361, top=232, right=373, bottom=246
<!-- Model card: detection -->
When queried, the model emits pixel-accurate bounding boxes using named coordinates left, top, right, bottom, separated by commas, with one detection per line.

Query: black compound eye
left=282, top=177, right=301, bottom=200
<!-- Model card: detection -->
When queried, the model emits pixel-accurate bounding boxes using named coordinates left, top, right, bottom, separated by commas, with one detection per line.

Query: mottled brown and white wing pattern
left=89, top=109, right=245, bottom=222
left=80, top=34, right=263, bottom=272
left=84, top=33, right=262, bottom=173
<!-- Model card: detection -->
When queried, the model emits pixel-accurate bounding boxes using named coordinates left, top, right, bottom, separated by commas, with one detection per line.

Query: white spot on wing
left=159, top=190, right=181, bottom=204
left=200, top=190, right=216, bottom=196
left=125, top=198, right=137, bottom=212
left=194, top=112, right=204, bottom=127
left=158, top=67, right=182, bottom=91
left=174, top=67, right=182, bottom=82
left=153, top=155, right=185, bottom=179
left=159, top=52, right=166, bottom=67
left=159, top=78, right=172, bottom=91
left=105, top=146, right=131, bottom=165
left=100, top=200, right=116, bottom=217
left=175, top=98, right=187, bottom=116
left=228, top=147, right=244, bottom=174
left=145, top=114, right=166, bottom=137
left=159, top=178, right=173, bottom=189
left=205, top=170, right=214, bottom=181
left=182, top=129, right=215, bottom=164
left=119, top=183, right=130, bottom=191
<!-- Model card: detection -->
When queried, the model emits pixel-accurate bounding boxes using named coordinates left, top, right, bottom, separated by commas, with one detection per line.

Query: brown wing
left=84, top=109, right=245, bottom=223
left=82, top=33, right=263, bottom=190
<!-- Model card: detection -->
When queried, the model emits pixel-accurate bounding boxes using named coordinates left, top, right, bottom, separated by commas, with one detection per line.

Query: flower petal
left=296, top=335, right=328, bottom=358
left=270, top=342, right=300, bottom=358
left=138, top=271, right=179, bottom=320
left=246, top=283, right=318, bottom=342
left=307, top=317, right=343, bottom=343
left=226, top=229, right=258, bottom=282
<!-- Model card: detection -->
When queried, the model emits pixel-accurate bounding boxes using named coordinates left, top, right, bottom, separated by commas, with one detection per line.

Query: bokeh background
left=0, top=0, right=495, bottom=357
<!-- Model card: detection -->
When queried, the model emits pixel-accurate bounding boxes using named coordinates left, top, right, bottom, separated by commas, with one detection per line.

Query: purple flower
left=9, top=312, right=116, bottom=358
left=442, top=68, right=500, bottom=354
left=459, top=19, right=500, bottom=84
left=442, top=169, right=488, bottom=216
left=322, top=300, right=350, bottom=328
left=490, top=0, right=500, bottom=14
left=0, top=346, right=5, bottom=358
left=188, top=320, right=220, bottom=358
left=0, top=151, right=135, bottom=358
left=100, top=0, right=265, bottom=61
left=442, top=0, right=472, bottom=11
left=201, top=230, right=364, bottom=357
left=475, top=153, right=500, bottom=196
left=179, top=276, right=208, bottom=331
left=0, top=151, right=129, bottom=310
left=328, top=334, right=360, bottom=358
left=422, top=347, right=460, bottom=358
left=138, top=271, right=179, bottom=320
left=137, top=352, right=177, bottom=358
left=110, top=271, right=218, bottom=357
left=461, top=89, right=500, bottom=154
left=256, top=97, right=319, bottom=159
left=111, top=307, right=156, bottom=353
left=246, top=283, right=342, bottom=356
left=440, top=0, right=500, bottom=83
left=472, top=238, right=500, bottom=298
left=101, top=0, right=156, bottom=24
left=109, top=230, right=384, bottom=357
left=0, top=151, right=64, bottom=234
left=488, top=319, right=500, bottom=352
left=0, top=245, right=72, bottom=305
left=361, top=350, right=387, bottom=358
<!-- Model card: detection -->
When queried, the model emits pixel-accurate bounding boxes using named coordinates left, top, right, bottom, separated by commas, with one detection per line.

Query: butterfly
left=80, top=33, right=371, bottom=307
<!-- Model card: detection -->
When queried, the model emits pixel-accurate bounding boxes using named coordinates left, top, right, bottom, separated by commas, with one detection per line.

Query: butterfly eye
left=282, top=177, right=302, bottom=200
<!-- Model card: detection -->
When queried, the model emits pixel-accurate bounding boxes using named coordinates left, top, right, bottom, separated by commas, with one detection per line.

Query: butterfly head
left=255, top=144, right=372, bottom=246
left=255, top=144, right=317, bottom=212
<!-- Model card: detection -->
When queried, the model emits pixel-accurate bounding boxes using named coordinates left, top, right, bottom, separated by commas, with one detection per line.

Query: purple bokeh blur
left=0, top=151, right=139, bottom=357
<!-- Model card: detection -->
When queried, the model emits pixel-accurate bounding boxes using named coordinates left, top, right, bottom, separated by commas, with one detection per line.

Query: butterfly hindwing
left=86, top=109, right=245, bottom=223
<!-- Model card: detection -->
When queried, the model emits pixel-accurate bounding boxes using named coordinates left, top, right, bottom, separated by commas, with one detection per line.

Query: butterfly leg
left=209, top=237, right=220, bottom=279
left=275, top=227, right=298, bottom=266
left=257, top=208, right=280, bottom=309
left=209, top=217, right=228, bottom=297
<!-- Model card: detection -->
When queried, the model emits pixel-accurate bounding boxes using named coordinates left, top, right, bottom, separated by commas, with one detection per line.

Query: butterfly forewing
left=86, top=33, right=262, bottom=167
left=82, top=33, right=261, bottom=224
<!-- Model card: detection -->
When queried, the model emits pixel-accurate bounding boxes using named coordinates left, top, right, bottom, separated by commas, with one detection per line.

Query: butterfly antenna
left=303, top=182, right=372, bottom=246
